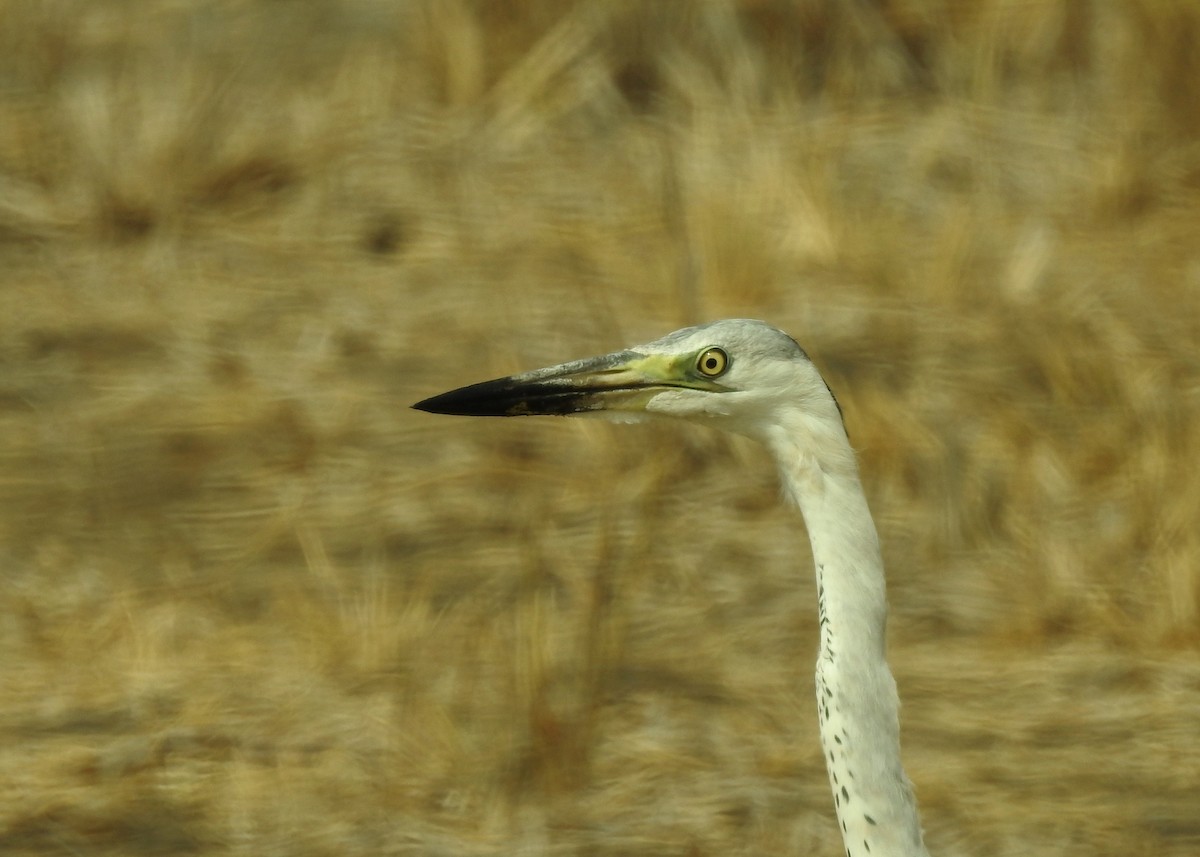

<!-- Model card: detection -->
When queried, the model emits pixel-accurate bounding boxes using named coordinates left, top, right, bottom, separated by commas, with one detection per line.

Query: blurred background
left=1, top=1, right=1198, bottom=855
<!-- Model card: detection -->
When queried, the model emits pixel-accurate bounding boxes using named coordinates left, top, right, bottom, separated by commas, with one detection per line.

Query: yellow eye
left=696, top=346, right=729, bottom=377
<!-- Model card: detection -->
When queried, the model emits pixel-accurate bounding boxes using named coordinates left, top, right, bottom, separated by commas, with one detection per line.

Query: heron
left=413, top=319, right=931, bottom=857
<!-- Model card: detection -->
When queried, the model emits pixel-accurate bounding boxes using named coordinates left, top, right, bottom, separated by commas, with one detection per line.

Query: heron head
left=412, top=319, right=843, bottom=442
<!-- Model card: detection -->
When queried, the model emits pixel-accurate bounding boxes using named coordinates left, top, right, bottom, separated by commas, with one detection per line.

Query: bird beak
left=413, top=348, right=726, bottom=417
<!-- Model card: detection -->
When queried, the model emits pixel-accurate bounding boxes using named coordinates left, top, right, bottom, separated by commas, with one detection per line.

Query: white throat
left=764, top=413, right=930, bottom=857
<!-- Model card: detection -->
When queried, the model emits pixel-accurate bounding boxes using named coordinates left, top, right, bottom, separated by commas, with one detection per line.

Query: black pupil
left=704, top=353, right=720, bottom=371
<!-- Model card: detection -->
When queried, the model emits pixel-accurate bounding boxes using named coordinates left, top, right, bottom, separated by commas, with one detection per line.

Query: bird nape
left=413, top=319, right=931, bottom=857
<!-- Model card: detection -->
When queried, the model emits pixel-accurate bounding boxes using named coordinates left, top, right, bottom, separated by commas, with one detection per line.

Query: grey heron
left=413, top=319, right=931, bottom=857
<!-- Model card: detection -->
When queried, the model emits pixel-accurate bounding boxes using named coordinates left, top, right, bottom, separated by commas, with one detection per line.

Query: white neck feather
left=764, top=412, right=930, bottom=857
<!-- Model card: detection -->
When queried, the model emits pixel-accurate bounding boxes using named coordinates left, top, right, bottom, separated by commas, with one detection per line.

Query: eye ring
left=696, top=346, right=729, bottom=378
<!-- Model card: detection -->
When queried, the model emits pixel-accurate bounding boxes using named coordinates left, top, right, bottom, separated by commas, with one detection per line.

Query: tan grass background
left=1, top=1, right=1199, bottom=855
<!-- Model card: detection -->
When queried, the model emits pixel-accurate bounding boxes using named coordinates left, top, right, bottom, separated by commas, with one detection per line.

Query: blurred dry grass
left=0, top=1, right=1198, bottom=855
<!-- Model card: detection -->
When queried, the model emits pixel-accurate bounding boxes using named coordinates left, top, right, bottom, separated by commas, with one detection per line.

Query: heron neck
left=766, top=418, right=930, bottom=857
